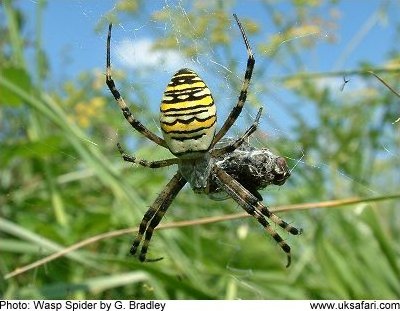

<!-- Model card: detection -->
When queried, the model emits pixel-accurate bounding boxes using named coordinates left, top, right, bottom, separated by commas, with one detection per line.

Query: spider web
left=93, top=0, right=390, bottom=284
left=5, top=0, right=399, bottom=299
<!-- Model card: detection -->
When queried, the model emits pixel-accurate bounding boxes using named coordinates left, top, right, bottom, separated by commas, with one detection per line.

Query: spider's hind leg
left=130, top=172, right=186, bottom=262
left=213, top=166, right=300, bottom=267
left=255, top=202, right=302, bottom=236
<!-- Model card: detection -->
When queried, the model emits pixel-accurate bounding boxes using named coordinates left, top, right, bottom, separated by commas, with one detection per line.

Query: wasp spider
left=106, top=14, right=301, bottom=267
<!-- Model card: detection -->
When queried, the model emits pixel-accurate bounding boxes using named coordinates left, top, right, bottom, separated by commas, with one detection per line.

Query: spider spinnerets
left=106, top=14, right=302, bottom=267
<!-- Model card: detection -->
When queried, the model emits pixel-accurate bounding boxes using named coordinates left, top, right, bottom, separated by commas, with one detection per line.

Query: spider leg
left=211, top=107, right=262, bottom=157
left=255, top=202, right=302, bottom=236
left=211, top=14, right=255, bottom=147
left=106, top=24, right=167, bottom=148
left=130, top=172, right=186, bottom=262
left=213, top=166, right=299, bottom=267
left=117, top=143, right=179, bottom=168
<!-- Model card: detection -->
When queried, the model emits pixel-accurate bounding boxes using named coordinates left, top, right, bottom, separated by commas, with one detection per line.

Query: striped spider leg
left=212, top=166, right=302, bottom=267
left=211, top=107, right=262, bottom=158
left=117, top=143, right=179, bottom=169
left=117, top=139, right=184, bottom=261
left=129, top=172, right=186, bottom=262
left=106, top=24, right=168, bottom=148
left=211, top=13, right=255, bottom=147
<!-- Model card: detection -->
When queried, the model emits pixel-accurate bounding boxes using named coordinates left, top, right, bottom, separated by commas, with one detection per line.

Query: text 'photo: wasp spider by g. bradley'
left=105, top=14, right=302, bottom=267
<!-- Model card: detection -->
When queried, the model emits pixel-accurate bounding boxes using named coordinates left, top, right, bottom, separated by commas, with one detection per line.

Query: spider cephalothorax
left=106, top=14, right=301, bottom=267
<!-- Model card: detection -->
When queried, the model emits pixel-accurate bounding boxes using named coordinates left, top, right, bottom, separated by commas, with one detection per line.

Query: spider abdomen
left=160, top=68, right=216, bottom=157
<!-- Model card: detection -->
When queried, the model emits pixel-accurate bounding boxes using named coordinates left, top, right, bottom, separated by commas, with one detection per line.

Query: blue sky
left=17, top=1, right=398, bottom=81
left=14, top=0, right=400, bottom=137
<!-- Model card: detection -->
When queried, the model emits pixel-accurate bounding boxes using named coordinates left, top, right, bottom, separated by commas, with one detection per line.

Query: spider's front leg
left=130, top=172, right=186, bottom=262
left=106, top=24, right=167, bottom=148
left=213, top=166, right=301, bottom=267
left=211, top=14, right=255, bottom=146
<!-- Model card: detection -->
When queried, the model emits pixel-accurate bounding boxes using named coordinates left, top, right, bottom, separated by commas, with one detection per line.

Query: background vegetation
left=1, top=0, right=399, bottom=299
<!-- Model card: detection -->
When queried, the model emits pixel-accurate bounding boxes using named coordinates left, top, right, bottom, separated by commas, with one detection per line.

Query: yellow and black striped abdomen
left=160, top=68, right=216, bottom=157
